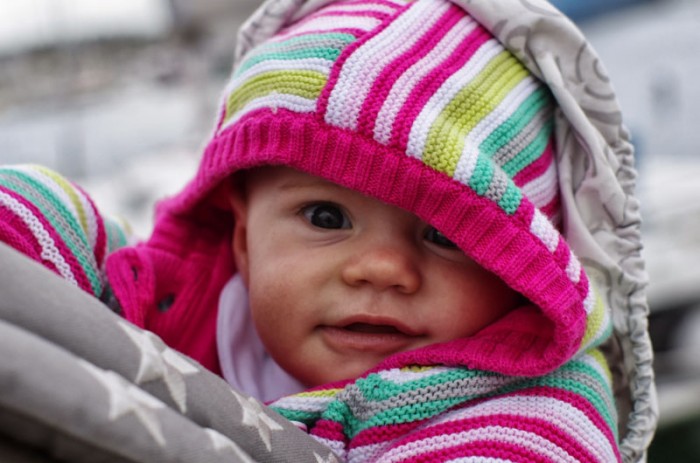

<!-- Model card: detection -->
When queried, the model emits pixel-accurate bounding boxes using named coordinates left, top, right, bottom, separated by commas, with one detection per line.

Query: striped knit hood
left=146, top=0, right=655, bottom=459
left=160, top=0, right=608, bottom=379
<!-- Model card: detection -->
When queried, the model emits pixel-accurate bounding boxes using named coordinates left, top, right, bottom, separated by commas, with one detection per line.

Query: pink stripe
left=386, top=413, right=601, bottom=462
left=351, top=420, right=425, bottom=446
left=0, top=190, right=49, bottom=267
left=576, top=269, right=590, bottom=302
left=278, top=2, right=392, bottom=37
left=391, top=25, right=492, bottom=149
left=355, top=3, right=464, bottom=135
left=0, top=186, right=93, bottom=293
left=539, top=195, right=561, bottom=223
left=310, top=419, right=346, bottom=441
left=317, top=2, right=411, bottom=115
left=513, top=387, right=620, bottom=458
left=380, top=410, right=604, bottom=461
left=513, top=140, right=556, bottom=186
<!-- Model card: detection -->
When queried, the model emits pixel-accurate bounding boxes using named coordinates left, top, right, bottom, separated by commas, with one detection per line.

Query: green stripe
left=422, top=51, right=529, bottom=176
left=1, top=169, right=102, bottom=294
left=225, top=70, right=327, bottom=120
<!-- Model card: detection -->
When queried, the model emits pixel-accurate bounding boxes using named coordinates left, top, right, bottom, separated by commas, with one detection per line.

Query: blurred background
left=0, top=0, right=698, bottom=459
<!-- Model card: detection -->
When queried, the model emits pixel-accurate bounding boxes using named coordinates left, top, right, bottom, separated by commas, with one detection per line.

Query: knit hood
left=128, top=0, right=655, bottom=459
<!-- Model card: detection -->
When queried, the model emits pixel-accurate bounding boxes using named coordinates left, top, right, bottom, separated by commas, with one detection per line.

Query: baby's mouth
left=342, top=323, right=403, bottom=334
left=321, top=318, right=421, bottom=354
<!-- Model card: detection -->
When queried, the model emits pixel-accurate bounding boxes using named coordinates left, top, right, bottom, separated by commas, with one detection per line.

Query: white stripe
left=325, top=0, right=450, bottom=130
left=565, top=249, right=582, bottom=284
left=0, top=191, right=78, bottom=286
left=377, top=366, right=451, bottom=383
left=273, top=15, right=382, bottom=42
left=582, top=283, right=597, bottom=314
left=374, top=15, right=477, bottom=144
left=529, top=208, right=559, bottom=253
left=219, top=93, right=318, bottom=133
left=270, top=395, right=334, bottom=412
left=347, top=442, right=388, bottom=462
left=520, top=157, right=558, bottom=210
left=314, top=436, right=347, bottom=461
left=453, top=77, right=538, bottom=185
left=406, top=38, right=503, bottom=160
left=320, top=3, right=398, bottom=15
left=225, top=58, right=333, bottom=100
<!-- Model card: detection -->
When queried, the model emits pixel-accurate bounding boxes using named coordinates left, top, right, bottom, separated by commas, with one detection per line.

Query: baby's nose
left=341, top=244, right=421, bottom=294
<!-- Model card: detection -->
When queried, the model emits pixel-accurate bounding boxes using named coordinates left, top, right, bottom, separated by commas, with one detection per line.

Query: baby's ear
left=225, top=178, right=251, bottom=286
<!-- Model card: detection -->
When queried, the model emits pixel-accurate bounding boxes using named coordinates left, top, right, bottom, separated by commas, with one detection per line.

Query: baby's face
left=229, top=167, right=521, bottom=387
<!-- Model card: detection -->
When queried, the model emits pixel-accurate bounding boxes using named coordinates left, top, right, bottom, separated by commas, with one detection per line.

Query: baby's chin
left=291, top=358, right=386, bottom=388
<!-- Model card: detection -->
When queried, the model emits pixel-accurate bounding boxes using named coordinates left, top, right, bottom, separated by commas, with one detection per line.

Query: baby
left=227, top=166, right=521, bottom=388
left=0, top=0, right=630, bottom=460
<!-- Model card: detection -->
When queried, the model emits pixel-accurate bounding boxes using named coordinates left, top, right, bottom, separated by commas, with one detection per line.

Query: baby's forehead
left=240, top=166, right=356, bottom=197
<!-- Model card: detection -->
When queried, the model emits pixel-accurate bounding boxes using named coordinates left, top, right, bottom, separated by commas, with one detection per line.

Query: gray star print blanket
left=0, top=243, right=338, bottom=463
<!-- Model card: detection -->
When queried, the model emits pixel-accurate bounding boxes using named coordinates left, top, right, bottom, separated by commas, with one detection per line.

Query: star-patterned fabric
left=0, top=242, right=339, bottom=463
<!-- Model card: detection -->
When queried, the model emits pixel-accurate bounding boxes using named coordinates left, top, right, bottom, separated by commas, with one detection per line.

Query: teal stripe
left=498, top=180, right=522, bottom=215
left=344, top=397, right=464, bottom=438
left=103, top=216, right=129, bottom=252
left=254, top=32, right=355, bottom=53
left=502, top=120, right=553, bottom=176
left=479, top=87, right=551, bottom=159
left=357, top=368, right=486, bottom=401
left=469, top=155, right=495, bottom=196
left=235, top=33, right=355, bottom=76
left=1, top=169, right=102, bottom=295
left=237, top=47, right=343, bottom=75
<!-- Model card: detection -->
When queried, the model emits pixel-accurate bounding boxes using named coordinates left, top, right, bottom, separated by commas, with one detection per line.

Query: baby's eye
left=302, top=203, right=351, bottom=229
left=424, top=226, right=457, bottom=249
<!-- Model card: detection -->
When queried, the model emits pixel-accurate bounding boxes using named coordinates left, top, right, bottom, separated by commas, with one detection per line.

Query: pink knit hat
left=166, top=0, right=603, bottom=376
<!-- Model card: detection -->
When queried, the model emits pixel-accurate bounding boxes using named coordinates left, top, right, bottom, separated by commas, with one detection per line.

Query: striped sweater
left=0, top=165, right=128, bottom=301
left=271, top=352, right=619, bottom=462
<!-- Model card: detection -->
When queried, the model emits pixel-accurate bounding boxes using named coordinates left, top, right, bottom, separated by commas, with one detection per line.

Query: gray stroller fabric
left=0, top=243, right=339, bottom=463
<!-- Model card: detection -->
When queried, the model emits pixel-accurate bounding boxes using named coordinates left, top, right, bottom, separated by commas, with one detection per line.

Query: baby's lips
left=334, top=314, right=422, bottom=337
